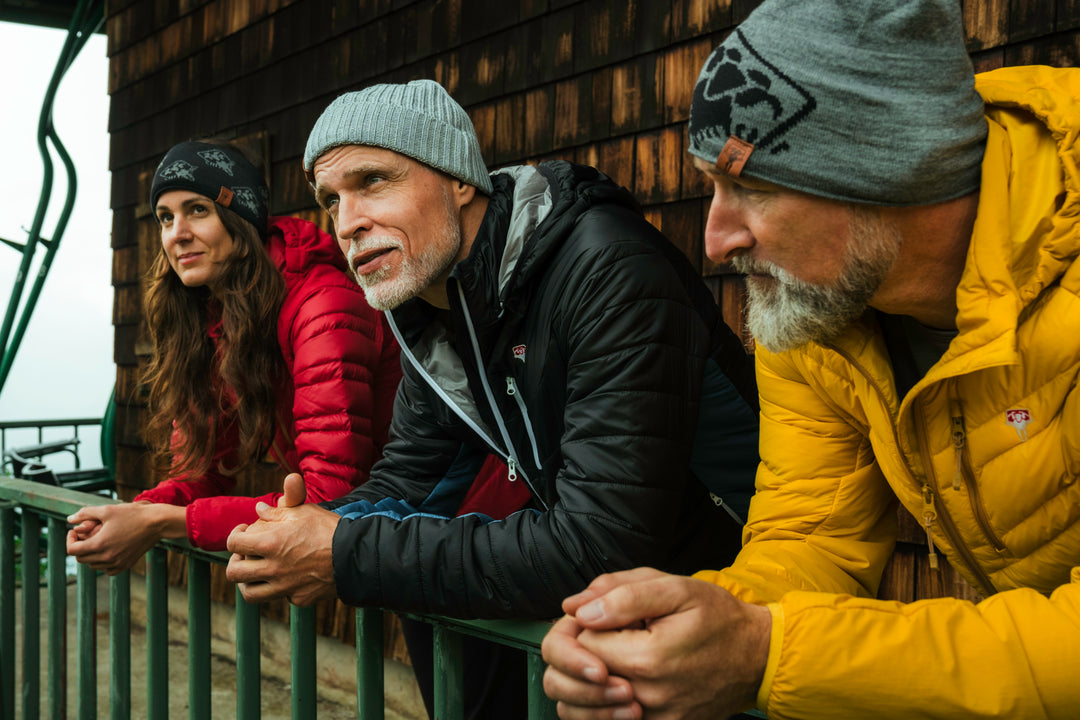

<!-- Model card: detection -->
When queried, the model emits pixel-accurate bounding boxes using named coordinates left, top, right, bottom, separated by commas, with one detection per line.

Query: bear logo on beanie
left=198, top=148, right=238, bottom=176
left=689, top=30, right=816, bottom=161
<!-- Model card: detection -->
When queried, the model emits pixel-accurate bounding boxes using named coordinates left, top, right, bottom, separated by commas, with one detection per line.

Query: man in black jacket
left=225, top=78, right=758, bottom=713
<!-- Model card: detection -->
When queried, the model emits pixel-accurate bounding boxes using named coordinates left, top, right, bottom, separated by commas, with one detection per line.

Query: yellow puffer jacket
left=696, top=65, right=1080, bottom=720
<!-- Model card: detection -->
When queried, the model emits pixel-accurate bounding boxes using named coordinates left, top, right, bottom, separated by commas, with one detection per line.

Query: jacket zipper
left=505, top=377, right=544, bottom=469
left=911, top=391, right=997, bottom=593
left=829, top=344, right=997, bottom=594
left=385, top=311, right=548, bottom=510
left=949, top=398, right=1007, bottom=552
left=456, top=285, right=547, bottom=507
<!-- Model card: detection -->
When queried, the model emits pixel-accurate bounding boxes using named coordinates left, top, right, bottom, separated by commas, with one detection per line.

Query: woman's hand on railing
left=65, top=501, right=187, bottom=575
left=225, top=472, right=340, bottom=606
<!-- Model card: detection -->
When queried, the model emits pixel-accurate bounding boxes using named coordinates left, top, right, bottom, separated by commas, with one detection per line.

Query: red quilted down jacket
left=134, top=216, right=402, bottom=549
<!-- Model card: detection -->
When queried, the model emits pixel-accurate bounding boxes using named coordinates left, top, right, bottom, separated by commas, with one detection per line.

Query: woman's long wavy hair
left=142, top=196, right=286, bottom=481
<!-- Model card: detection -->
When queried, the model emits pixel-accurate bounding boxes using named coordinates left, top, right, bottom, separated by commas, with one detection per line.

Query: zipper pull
left=921, top=484, right=940, bottom=571
left=507, top=456, right=518, bottom=482
left=505, top=376, right=516, bottom=396
left=951, top=415, right=965, bottom=491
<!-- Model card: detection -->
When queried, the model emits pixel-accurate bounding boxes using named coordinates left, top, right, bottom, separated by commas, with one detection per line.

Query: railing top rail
left=0, top=417, right=102, bottom=430
left=0, top=475, right=554, bottom=649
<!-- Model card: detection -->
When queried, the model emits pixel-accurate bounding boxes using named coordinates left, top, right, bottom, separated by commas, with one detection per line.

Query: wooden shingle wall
left=107, top=0, right=1079, bottom=634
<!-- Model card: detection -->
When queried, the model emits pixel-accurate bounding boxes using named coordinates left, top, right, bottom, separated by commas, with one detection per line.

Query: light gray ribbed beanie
left=303, top=79, right=493, bottom=195
left=688, top=0, right=987, bottom=206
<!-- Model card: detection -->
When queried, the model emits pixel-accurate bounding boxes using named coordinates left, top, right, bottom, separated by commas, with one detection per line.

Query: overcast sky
left=0, top=21, right=112, bottom=462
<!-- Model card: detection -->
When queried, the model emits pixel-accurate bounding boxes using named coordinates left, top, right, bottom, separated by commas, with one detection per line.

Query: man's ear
left=451, top=179, right=477, bottom=209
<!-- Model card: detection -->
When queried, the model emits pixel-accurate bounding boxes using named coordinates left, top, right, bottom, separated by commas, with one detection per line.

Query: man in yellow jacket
left=541, top=0, right=1080, bottom=718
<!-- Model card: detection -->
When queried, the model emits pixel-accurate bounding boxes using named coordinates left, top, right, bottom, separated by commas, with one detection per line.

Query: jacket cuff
left=756, top=602, right=785, bottom=713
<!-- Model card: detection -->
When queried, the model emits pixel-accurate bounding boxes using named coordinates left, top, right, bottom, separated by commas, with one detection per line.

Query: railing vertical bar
left=77, top=561, right=97, bottom=720
left=0, top=501, right=16, bottom=720
left=187, top=556, right=211, bottom=719
left=47, top=516, right=68, bottom=720
left=432, top=624, right=464, bottom=720
left=290, top=604, right=316, bottom=719
left=145, top=548, right=168, bottom=720
left=235, top=587, right=260, bottom=720
left=21, top=509, right=41, bottom=720
left=526, top=651, right=558, bottom=720
left=110, top=571, right=131, bottom=720
left=355, top=608, right=384, bottom=720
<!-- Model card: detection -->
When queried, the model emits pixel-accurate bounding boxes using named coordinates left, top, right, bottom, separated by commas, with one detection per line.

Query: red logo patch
left=1005, top=408, right=1032, bottom=441
left=512, top=344, right=526, bottom=363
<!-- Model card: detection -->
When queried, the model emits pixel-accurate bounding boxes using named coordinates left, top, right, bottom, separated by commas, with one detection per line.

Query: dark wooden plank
left=634, top=127, right=683, bottom=205
left=611, top=54, right=664, bottom=134
left=503, top=19, right=545, bottom=94
left=719, top=274, right=751, bottom=348
left=469, top=103, right=497, bottom=167
left=1059, top=0, right=1080, bottom=30
left=671, top=0, right=732, bottom=42
left=553, top=77, right=591, bottom=149
left=494, top=94, right=525, bottom=166
left=461, top=0, right=519, bottom=43
left=963, top=0, right=1008, bottom=51
left=111, top=242, right=142, bottom=291
left=405, top=0, right=461, bottom=64
left=663, top=37, right=714, bottom=124
left=680, top=123, right=711, bottom=200
left=539, top=6, right=576, bottom=83
left=877, top=547, right=917, bottom=603
left=970, top=47, right=1006, bottom=72
left=575, top=136, right=635, bottom=193
left=574, top=0, right=617, bottom=73
left=1009, top=0, right=1054, bottom=42
left=1004, top=31, right=1080, bottom=65
left=520, top=0, right=547, bottom=20
left=633, top=0, right=672, bottom=52
left=523, top=86, right=555, bottom=158
left=113, top=284, right=142, bottom=327
left=459, top=34, right=507, bottom=104
left=656, top=199, right=703, bottom=273
left=731, top=0, right=762, bottom=25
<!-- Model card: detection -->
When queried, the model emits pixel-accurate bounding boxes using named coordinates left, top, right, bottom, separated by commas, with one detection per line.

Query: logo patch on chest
left=1005, top=408, right=1032, bottom=441
left=512, top=344, right=526, bottom=363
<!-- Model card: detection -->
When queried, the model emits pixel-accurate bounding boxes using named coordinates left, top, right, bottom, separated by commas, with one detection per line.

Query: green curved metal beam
left=0, top=0, right=105, bottom=396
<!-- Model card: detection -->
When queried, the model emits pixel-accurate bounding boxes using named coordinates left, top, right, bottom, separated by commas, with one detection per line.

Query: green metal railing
left=0, top=476, right=557, bottom=719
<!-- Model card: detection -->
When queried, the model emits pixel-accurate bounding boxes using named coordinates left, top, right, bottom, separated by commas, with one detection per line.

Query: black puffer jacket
left=325, top=161, right=759, bottom=619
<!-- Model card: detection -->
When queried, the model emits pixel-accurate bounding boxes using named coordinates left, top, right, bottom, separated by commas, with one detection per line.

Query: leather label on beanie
left=215, top=186, right=234, bottom=208
left=717, top=136, right=754, bottom=177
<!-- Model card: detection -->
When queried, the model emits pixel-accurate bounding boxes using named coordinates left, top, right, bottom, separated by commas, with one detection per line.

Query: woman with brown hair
left=66, top=140, right=402, bottom=573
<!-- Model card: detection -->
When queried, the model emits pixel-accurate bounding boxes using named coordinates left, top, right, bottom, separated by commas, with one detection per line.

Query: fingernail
left=583, top=665, right=601, bottom=682
left=605, top=685, right=632, bottom=703
left=577, top=600, right=604, bottom=622
left=613, top=708, right=636, bottom=720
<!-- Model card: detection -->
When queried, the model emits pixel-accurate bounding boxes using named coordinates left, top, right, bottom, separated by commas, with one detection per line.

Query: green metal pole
left=47, top=517, right=68, bottom=720
left=433, top=624, right=464, bottom=720
left=110, top=571, right=131, bottom=720
left=235, top=587, right=260, bottom=720
left=290, top=605, right=317, bottom=719
left=355, top=608, right=384, bottom=720
left=145, top=548, right=168, bottom=720
left=187, top=557, right=211, bottom=719
left=77, top=561, right=97, bottom=720
left=527, top=651, right=558, bottom=720
left=0, top=501, right=16, bottom=720
left=21, top=509, right=41, bottom=720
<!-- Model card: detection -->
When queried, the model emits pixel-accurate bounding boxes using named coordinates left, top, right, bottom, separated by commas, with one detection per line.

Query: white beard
left=345, top=189, right=462, bottom=311
left=734, top=207, right=901, bottom=353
